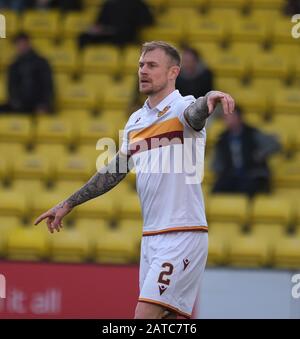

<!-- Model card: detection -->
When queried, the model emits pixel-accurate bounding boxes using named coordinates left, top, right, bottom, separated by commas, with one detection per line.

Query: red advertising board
left=0, top=261, right=139, bottom=319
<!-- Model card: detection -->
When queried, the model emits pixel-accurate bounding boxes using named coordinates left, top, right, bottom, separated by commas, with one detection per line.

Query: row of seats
left=0, top=186, right=299, bottom=225
left=1, top=217, right=299, bottom=268
left=2, top=38, right=299, bottom=78
left=208, top=223, right=300, bottom=269
left=0, top=217, right=142, bottom=264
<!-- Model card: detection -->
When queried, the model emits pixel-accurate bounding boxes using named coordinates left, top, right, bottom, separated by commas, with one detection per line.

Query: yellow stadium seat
left=0, top=115, right=32, bottom=143
left=76, top=117, right=117, bottom=145
left=273, top=234, right=300, bottom=269
left=208, top=50, right=248, bottom=78
left=119, top=192, right=141, bottom=219
left=122, top=45, right=141, bottom=75
left=0, top=75, right=7, bottom=104
left=251, top=195, right=292, bottom=226
left=207, top=194, right=249, bottom=224
left=209, top=0, right=246, bottom=9
left=208, top=222, right=241, bottom=265
left=34, top=143, right=68, bottom=164
left=0, top=216, right=21, bottom=257
left=0, top=189, right=27, bottom=217
left=54, top=180, right=85, bottom=196
left=140, top=21, right=183, bottom=44
left=50, top=227, right=89, bottom=263
left=262, top=116, right=297, bottom=152
left=228, top=234, right=269, bottom=267
left=31, top=190, right=67, bottom=217
left=58, top=82, right=97, bottom=110
left=251, top=0, right=284, bottom=10
left=207, top=234, right=226, bottom=266
left=229, top=42, right=262, bottom=63
left=102, top=79, right=135, bottom=111
left=272, top=155, right=300, bottom=189
left=273, top=44, right=299, bottom=72
left=100, top=109, right=128, bottom=132
left=251, top=52, right=290, bottom=80
left=0, top=142, right=25, bottom=166
left=192, top=42, right=222, bottom=64
left=271, top=15, right=299, bottom=45
left=58, top=109, right=91, bottom=121
left=13, top=179, right=45, bottom=202
left=94, top=229, right=138, bottom=263
left=205, top=117, right=225, bottom=149
left=11, top=152, right=50, bottom=181
left=22, top=10, right=60, bottom=39
left=0, top=155, right=8, bottom=180
left=43, top=46, right=78, bottom=74
left=233, top=86, right=268, bottom=115
left=214, top=77, right=241, bottom=93
left=230, top=16, right=268, bottom=43
left=272, top=87, right=300, bottom=115
left=0, top=39, right=15, bottom=71
left=55, top=154, right=94, bottom=181
left=118, top=218, right=143, bottom=247
left=63, top=12, right=93, bottom=38
left=252, top=223, right=285, bottom=257
left=250, top=78, right=283, bottom=98
left=32, top=38, right=55, bottom=54
left=75, top=195, right=115, bottom=220
left=6, top=226, right=48, bottom=261
left=75, top=218, right=110, bottom=248
left=210, top=222, right=241, bottom=240
left=167, top=0, right=206, bottom=8
left=53, top=72, right=72, bottom=92
left=82, top=46, right=120, bottom=75
left=187, top=17, right=227, bottom=43
left=35, top=116, right=74, bottom=145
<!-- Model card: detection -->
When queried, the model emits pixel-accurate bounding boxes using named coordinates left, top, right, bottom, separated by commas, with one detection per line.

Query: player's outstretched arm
left=34, top=152, right=128, bottom=233
left=184, top=90, right=235, bottom=131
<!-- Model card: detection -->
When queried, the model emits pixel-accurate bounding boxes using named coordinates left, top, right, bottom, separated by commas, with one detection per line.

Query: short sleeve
left=120, top=119, right=130, bottom=155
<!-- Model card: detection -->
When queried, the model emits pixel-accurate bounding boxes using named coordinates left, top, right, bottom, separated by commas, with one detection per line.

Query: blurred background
left=0, top=0, right=299, bottom=319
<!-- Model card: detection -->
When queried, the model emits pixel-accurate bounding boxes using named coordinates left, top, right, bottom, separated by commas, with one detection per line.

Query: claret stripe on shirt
left=129, top=117, right=184, bottom=156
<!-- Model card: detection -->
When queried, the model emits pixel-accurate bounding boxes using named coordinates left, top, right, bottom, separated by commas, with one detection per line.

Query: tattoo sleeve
left=184, top=96, right=209, bottom=131
left=65, top=152, right=128, bottom=208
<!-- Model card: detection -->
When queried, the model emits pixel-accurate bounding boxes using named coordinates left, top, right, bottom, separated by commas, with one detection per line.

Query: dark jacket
left=8, top=49, right=54, bottom=112
left=212, top=124, right=280, bottom=178
left=96, top=0, right=154, bottom=44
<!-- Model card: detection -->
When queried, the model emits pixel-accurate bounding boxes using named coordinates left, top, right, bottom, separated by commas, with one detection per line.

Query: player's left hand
left=205, top=91, right=235, bottom=115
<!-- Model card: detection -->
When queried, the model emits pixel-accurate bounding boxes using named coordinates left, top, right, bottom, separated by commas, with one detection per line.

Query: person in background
left=211, top=106, right=281, bottom=196
left=176, top=46, right=213, bottom=99
left=0, top=33, right=54, bottom=114
left=78, top=0, right=154, bottom=48
left=283, top=0, right=300, bottom=15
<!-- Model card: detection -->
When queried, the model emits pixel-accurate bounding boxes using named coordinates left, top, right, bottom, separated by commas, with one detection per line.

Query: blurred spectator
left=0, top=33, right=54, bottom=114
left=283, top=0, right=300, bottom=15
left=0, top=0, right=82, bottom=12
left=176, top=46, right=213, bottom=99
left=0, top=0, right=28, bottom=11
left=33, top=0, right=82, bottom=12
left=211, top=107, right=281, bottom=196
left=78, top=0, right=154, bottom=48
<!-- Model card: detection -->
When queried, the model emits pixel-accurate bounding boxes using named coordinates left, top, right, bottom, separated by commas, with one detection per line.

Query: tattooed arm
left=34, top=152, right=128, bottom=232
left=184, top=91, right=235, bottom=131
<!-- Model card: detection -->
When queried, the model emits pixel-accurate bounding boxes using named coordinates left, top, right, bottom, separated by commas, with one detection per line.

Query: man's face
left=138, top=48, right=179, bottom=95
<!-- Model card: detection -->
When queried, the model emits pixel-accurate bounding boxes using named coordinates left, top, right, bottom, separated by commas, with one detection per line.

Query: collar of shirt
left=143, top=90, right=182, bottom=114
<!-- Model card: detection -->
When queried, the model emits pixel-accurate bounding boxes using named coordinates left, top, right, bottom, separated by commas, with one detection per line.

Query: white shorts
left=138, top=231, right=208, bottom=318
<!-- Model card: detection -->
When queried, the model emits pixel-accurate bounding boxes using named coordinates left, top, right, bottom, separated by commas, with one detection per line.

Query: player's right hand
left=34, top=201, right=73, bottom=233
